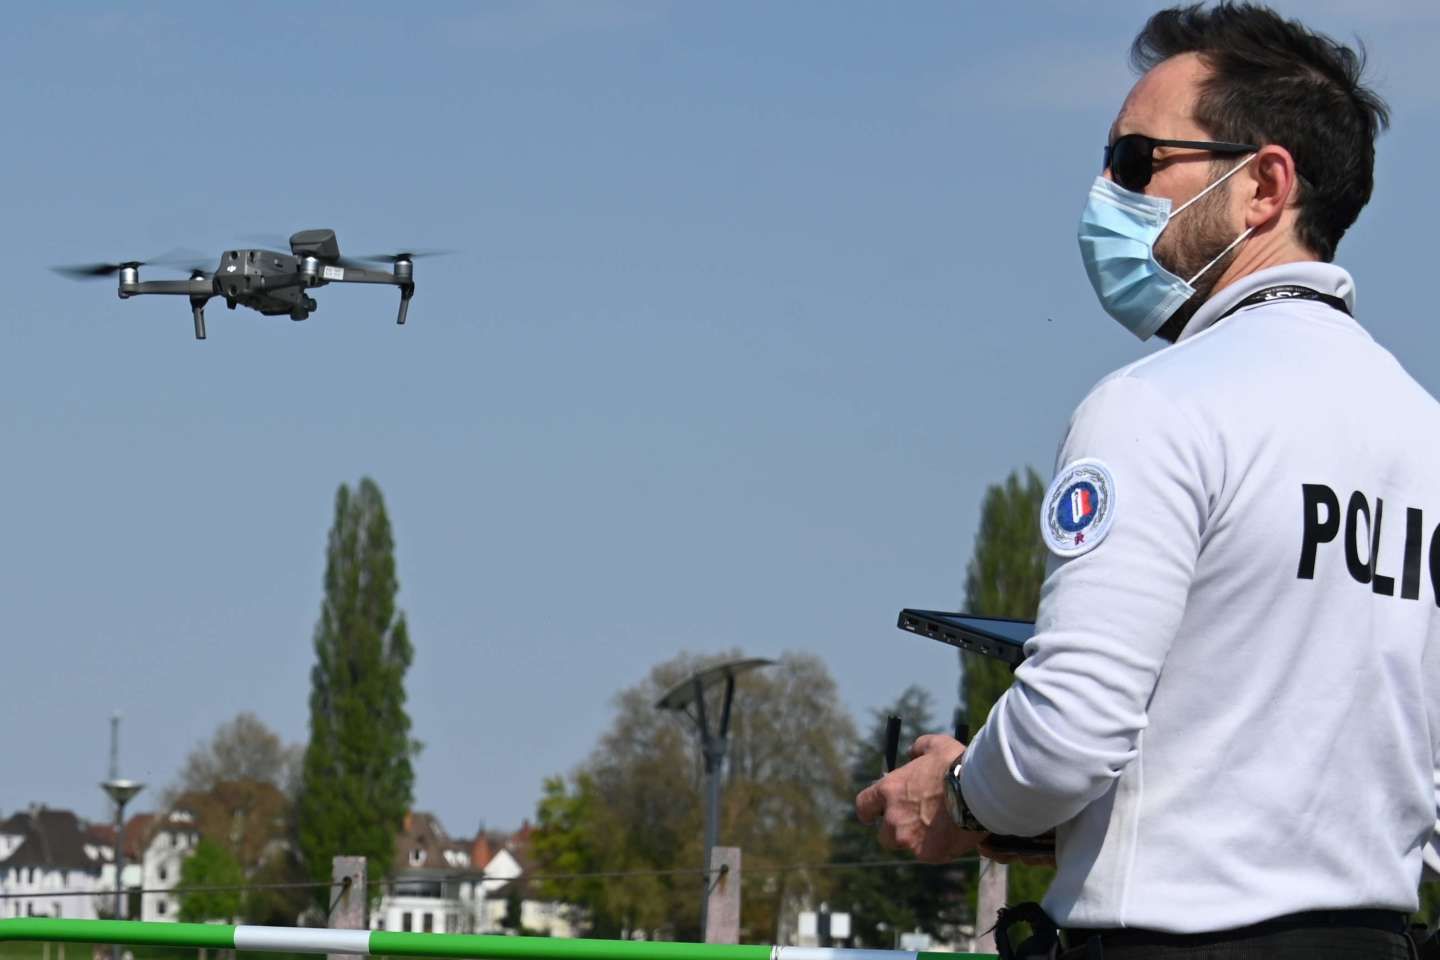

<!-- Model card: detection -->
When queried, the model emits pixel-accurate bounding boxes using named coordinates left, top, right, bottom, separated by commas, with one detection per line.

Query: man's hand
left=854, top=733, right=983, bottom=863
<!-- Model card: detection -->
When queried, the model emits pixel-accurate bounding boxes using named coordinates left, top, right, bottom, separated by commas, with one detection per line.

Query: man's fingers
left=909, top=733, right=961, bottom=760
left=908, top=734, right=937, bottom=759
left=855, top=781, right=886, bottom=825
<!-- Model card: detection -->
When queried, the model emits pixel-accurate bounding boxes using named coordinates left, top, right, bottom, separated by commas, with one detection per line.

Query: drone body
left=57, top=229, right=437, bottom=340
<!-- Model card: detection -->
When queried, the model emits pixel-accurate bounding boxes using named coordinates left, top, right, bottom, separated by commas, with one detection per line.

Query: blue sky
left=3, top=1, right=1437, bottom=836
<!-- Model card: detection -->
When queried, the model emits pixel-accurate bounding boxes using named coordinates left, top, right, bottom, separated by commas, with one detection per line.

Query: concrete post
left=328, top=856, right=368, bottom=960
left=973, top=857, right=1006, bottom=954
left=703, top=847, right=741, bottom=944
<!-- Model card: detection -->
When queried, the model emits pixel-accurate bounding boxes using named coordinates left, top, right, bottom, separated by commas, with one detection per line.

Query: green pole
left=0, top=919, right=994, bottom=960
left=0, top=920, right=234, bottom=950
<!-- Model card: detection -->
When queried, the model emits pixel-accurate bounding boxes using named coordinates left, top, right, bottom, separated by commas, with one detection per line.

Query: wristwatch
left=943, top=752, right=986, bottom=832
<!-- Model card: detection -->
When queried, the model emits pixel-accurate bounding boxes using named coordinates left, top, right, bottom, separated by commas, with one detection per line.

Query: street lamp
left=100, top=778, right=144, bottom=959
left=656, top=657, right=773, bottom=938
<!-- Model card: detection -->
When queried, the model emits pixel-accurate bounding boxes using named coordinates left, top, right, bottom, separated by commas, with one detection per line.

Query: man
left=855, top=4, right=1438, bottom=958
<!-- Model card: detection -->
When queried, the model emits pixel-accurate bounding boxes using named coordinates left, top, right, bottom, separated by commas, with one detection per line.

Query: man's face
left=1108, top=53, right=1246, bottom=338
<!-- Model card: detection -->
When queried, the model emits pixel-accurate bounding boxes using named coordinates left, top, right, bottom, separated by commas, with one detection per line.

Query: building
left=0, top=807, right=109, bottom=919
left=371, top=813, right=574, bottom=938
left=137, top=808, right=200, bottom=922
left=373, top=812, right=476, bottom=934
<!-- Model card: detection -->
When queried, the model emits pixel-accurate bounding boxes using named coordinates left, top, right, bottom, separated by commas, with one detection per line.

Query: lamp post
left=656, top=658, right=773, bottom=939
left=100, top=778, right=144, bottom=960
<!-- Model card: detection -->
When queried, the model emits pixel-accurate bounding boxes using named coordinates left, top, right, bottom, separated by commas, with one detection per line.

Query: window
left=158, top=900, right=167, bottom=916
left=158, top=865, right=167, bottom=882
left=402, top=912, right=413, bottom=933
left=409, top=848, right=425, bottom=866
left=423, top=913, right=434, bottom=933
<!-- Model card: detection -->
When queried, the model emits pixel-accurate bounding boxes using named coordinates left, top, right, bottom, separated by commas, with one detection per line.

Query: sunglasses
left=1104, top=133, right=1258, bottom=192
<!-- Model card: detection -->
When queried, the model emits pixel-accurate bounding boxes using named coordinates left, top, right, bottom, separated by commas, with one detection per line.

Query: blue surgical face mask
left=1078, top=155, right=1255, bottom=340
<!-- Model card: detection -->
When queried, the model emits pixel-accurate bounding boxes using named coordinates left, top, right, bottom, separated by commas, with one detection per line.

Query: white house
left=370, top=814, right=574, bottom=938
left=137, top=809, right=199, bottom=922
left=0, top=807, right=109, bottom=920
left=372, top=812, right=476, bottom=934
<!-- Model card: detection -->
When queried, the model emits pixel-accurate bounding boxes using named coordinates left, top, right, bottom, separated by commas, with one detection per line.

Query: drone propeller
left=348, top=249, right=453, bottom=265
left=236, top=233, right=293, bottom=252
left=50, top=249, right=207, bottom=281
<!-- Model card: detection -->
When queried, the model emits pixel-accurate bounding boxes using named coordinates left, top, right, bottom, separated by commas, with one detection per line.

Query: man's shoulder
left=1082, top=306, right=1313, bottom=407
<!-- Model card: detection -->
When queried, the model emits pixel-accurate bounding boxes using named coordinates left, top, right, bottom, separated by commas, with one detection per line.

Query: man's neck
left=1208, top=228, right=1318, bottom=303
left=1155, top=227, right=1318, bottom=343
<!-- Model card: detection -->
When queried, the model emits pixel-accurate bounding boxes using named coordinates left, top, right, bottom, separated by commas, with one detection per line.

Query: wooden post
left=703, top=847, right=740, bottom=944
left=328, top=856, right=368, bottom=960
left=973, top=857, right=1006, bottom=954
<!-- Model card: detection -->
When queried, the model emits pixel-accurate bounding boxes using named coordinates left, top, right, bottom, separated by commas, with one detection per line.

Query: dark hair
left=1131, top=2, right=1390, bottom=261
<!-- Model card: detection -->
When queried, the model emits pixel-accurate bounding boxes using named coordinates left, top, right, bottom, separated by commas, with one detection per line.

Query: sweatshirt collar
left=1176, top=261, right=1357, bottom=343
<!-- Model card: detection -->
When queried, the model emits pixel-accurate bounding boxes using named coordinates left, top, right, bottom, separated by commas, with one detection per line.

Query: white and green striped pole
left=0, top=919, right=995, bottom=960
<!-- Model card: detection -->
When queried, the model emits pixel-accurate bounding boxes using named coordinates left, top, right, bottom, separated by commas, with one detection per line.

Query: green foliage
left=827, top=686, right=970, bottom=946
left=243, top=846, right=312, bottom=927
left=296, top=478, right=418, bottom=901
left=177, top=838, right=245, bottom=923
left=531, top=774, right=609, bottom=928
left=1419, top=883, right=1440, bottom=928
left=961, top=467, right=1053, bottom=907
left=531, top=651, right=854, bottom=942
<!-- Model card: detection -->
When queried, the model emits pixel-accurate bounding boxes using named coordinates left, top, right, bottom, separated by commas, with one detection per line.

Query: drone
left=52, top=229, right=444, bottom=340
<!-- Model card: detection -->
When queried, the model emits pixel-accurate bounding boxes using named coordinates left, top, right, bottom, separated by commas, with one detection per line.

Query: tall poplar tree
left=961, top=467, right=1050, bottom=906
left=296, top=478, right=417, bottom=896
left=961, top=468, right=1047, bottom=735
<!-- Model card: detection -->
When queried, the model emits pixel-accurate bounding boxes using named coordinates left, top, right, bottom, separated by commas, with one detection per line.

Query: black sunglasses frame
left=1104, top=134, right=1258, bottom=191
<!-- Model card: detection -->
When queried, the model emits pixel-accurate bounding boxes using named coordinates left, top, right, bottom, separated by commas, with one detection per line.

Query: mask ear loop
left=1185, top=225, right=1255, bottom=286
left=1172, top=152, right=1256, bottom=218
left=1168, top=152, right=1258, bottom=286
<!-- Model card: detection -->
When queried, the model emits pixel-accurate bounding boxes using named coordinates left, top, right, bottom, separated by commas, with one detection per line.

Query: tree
left=295, top=478, right=418, bottom=900
left=531, top=652, right=854, bottom=942
left=169, top=714, right=298, bottom=872
left=961, top=467, right=1052, bottom=907
left=177, top=838, right=246, bottom=923
left=827, top=686, right=970, bottom=946
left=531, top=774, right=608, bottom=931
left=175, top=712, right=302, bottom=798
left=165, top=713, right=309, bottom=925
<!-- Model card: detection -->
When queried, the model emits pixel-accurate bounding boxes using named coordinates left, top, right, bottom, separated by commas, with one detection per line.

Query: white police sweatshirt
left=959, top=262, right=1440, bottom=933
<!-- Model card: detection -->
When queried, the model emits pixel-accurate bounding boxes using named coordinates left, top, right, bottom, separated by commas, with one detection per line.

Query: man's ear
left=1245, top=144, right=1299, bottom=230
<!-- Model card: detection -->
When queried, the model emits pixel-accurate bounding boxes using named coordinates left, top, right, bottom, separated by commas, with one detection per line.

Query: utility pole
left=107, top=714, right=121, bottom=820
left=101, top=778, right=144, bottom=960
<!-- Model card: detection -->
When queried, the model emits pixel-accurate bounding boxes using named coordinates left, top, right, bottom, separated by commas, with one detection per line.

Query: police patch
left=1042, top=458, right=1116, bottom=558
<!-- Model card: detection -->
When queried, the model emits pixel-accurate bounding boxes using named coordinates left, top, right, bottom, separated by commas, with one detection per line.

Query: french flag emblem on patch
left=1042, top=458, right=1116, bottom=558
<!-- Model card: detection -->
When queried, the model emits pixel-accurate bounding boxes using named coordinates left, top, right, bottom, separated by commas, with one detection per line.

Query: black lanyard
left=1216, top=284, right=1352, bottom=322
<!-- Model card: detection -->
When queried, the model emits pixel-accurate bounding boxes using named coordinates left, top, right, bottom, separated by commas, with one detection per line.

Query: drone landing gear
left=189, top=296, right=208, bottom=340
left=396, top=284, right=414, bottom=325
